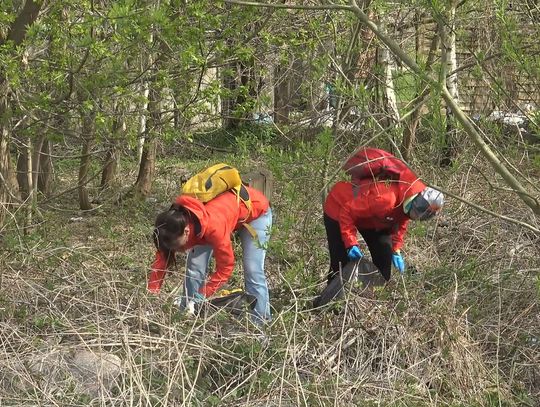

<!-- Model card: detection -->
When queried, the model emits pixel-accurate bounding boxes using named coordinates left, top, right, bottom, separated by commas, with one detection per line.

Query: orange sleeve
left=391, top=218, right=409, bottom=252
left=147, top=250, right=169, bottom=294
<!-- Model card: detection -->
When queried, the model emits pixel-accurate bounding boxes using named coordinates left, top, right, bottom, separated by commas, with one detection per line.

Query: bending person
left=322, top=148, right=444, bottom=286
left=149, top=188, right=272, bottom=324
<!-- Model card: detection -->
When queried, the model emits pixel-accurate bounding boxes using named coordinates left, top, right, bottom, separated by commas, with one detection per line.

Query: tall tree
left=401, top=18, right=439, bottom=161
left=0, top=0, right=42, bottom=221
left=439, top=0, right=460, bottom=166
left=376, top=13, right=400, bottom=128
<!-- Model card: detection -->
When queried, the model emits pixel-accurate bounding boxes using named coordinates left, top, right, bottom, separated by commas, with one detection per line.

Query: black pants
left=324, top=213, right=393, bottom=283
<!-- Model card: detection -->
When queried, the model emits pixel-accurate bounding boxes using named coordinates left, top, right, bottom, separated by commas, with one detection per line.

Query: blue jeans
left=180, top=208, right=273, bottom=323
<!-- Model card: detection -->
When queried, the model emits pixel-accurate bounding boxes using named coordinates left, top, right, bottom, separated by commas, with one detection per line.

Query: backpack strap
left=234, top=184, right=253, bottom=220
left=238, top=184, right=252, bottom=213
left=242, top=223, right=258, bottom=239
left=234, top=184, right=257, bottom=239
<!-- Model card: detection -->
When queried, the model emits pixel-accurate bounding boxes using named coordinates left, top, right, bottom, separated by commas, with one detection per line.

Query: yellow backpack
left=182, top=163, right=252, bottom=215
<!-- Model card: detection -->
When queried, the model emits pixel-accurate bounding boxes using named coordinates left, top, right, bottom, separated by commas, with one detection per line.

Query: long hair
left=153, top=203, right=191, bottom=267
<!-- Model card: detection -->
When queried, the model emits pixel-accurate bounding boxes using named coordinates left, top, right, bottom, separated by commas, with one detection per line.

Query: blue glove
left=347, top=245, right=363, bottom=261
left=192, top=292, right=206, bottom=303
left=392, top=252, right=405, bottom=274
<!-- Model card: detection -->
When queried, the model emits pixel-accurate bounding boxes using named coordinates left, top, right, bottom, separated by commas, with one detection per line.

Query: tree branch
left=224, top=0, right=352, bottom=12
left=2, top=0, right=43, bottom=47
left=430, top=184, right=540, bottom=235
left=440, top=87, right=540, bottom=213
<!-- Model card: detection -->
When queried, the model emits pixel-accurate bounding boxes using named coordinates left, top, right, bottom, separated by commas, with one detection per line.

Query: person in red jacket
left=323, top=152, right=444, bottom=284
left=148, top=187, right=272, bottom=323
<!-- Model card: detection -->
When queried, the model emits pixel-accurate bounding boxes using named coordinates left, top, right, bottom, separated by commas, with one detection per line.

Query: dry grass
left=0, top=150, right=539, bottom=406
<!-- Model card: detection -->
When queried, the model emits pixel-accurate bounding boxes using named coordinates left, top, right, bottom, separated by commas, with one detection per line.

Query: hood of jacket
left=174, top=194, right=209, bottom=237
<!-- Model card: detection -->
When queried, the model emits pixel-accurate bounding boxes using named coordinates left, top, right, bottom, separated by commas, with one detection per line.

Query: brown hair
left=153, top=203, right=191, bottom=267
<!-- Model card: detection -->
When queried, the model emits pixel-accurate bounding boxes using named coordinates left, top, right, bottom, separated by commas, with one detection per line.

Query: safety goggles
left=409, top=194, right=441, bottom=220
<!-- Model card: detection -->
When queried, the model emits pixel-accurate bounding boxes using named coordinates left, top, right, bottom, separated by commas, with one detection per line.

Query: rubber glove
left=193, top=292, right=206, bottom=303
left=347, top=245, right=363, bottom=261
left=392, top=252, right=405, bottom=274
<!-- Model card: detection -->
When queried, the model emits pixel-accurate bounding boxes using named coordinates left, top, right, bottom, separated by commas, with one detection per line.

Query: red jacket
left=148, top=187, right=269, bottom=296
left=324, top=178, right=426, bottom=252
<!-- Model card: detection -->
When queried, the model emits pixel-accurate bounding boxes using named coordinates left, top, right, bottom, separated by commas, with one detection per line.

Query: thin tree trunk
left=136, top=26, right=153, bottom=165
left=135, top=139, right=156, bottom=197
left=15, top=121, right=35, bottom=201
left=138, top=80, right=150, bottom=166
left=220, top=2, right=239, bottom=129
left=377, top=15, right=400, bottom=129
left=135, top=87, right=159, bottom=197
left=333, top=20, right=363, bottom=131
left=25, top=137, right=33, bottom=227
left=35, top=113, right=58, bottom=198
left=16, top=143, right=30, bottom=200
left=100, top=144, right=119, bottom=190
left=446, top=15, right=459, bottom=101
left=378, top=48, right=400, bottom=126
left=402, top=25, right=439, bottom=161
left=78, top=111, right=95, bottom=210
left=37, top=138, right=53, bottom=196
left=273, top=61, right=291, bottom=125
left=440, top=1, right=460, bottom=166
left=0, top=93, right=20, bottom=216
left=32, top=134, right=45, bottom=193
left=101, top=105, right=125, bottom=189
left=0, top=128, right=16, bottom=203
left=0, top=1, right=42, bottom=47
